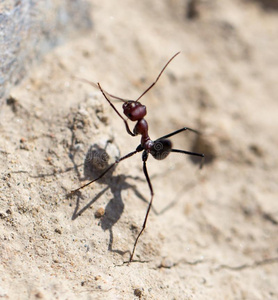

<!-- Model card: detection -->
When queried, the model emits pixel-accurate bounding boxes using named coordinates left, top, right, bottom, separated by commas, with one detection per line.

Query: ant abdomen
left=150, top=139, right=172, bottom=160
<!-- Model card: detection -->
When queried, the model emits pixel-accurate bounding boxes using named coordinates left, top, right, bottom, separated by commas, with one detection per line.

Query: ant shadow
left=70, top=144, right=148, bottom=256
left=70, top=143, right=199, bottom=258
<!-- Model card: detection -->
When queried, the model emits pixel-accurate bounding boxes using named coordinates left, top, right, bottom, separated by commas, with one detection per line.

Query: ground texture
left=0, top=1, right=278, bottom=299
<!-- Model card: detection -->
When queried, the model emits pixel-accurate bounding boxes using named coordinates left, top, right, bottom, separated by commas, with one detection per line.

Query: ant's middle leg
left=71, top=148, right=141, bottom=194
left=156, top=127, right=201, bottom=141
left=156, top=127, right=205, bottom=168
left=129, top=151, right=154, bottom=262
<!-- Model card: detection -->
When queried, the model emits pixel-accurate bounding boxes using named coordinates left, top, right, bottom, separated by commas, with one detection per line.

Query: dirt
left=0, top=1, right=278, bottom=299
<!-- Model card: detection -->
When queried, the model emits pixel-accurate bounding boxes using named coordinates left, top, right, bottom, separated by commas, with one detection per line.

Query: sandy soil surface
left=1, top=0, right=278, bottom=299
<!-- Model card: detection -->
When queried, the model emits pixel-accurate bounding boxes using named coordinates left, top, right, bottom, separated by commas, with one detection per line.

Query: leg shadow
left=70, top=144, right=149, bottom=257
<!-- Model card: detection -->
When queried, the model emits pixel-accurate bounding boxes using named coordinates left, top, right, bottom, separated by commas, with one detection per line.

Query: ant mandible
left=71, top=52, right=204, bottom=263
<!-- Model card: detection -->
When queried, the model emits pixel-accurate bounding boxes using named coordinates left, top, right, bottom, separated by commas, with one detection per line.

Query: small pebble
left=95, top=207, right=105, bottom=218
left=160, top=258, right=174, bottom=268
left=134, top=287, right=144, bottom=298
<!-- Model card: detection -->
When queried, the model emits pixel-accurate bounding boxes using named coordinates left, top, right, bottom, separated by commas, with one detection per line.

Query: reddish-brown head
left=123, top=101, right=147, bottom=121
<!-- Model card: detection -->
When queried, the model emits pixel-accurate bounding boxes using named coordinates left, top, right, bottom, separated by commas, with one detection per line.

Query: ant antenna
left=135, top=51, right=180, bottom=102
left=72, top=76, right=132, bottom=103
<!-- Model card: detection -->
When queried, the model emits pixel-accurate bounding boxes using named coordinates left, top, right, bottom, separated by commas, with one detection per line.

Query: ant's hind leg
left=171, top=149, right=205, bottom=169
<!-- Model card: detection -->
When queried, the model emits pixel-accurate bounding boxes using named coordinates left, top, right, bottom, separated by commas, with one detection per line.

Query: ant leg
left=129, top=152, right=154, bottom=262
left=156, top=127, right=200, bottom=141
left=71, top=149, right=140, bottom=194
left=136, top=52, right=180, bottom=102
left=171, top=149, right=205, bottom=169
left=156, top=128, right=204, bottom=167
left=97, top=83, right=136, bottom=137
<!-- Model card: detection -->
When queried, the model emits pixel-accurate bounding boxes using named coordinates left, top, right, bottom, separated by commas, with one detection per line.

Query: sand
left=0, top=0, right=278, bottom=299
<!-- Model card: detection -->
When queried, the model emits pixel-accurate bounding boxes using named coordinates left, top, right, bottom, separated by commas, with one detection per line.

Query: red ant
left=71, top=52, right=204, bottom=262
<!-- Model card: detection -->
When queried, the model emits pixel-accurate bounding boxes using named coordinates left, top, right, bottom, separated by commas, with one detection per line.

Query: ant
left=71, top=52, right=204, bottom=263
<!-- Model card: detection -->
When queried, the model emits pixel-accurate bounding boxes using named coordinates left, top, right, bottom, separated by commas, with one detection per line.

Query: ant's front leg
left=97, top=83, right=136, bottom=137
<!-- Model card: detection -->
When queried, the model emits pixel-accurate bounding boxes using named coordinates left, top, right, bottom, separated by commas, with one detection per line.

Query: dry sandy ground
left=1, top=0, right=278, bottom=299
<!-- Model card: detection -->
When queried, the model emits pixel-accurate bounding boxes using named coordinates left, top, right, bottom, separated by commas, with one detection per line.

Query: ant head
left=123, top=101, right=147, bottom=121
